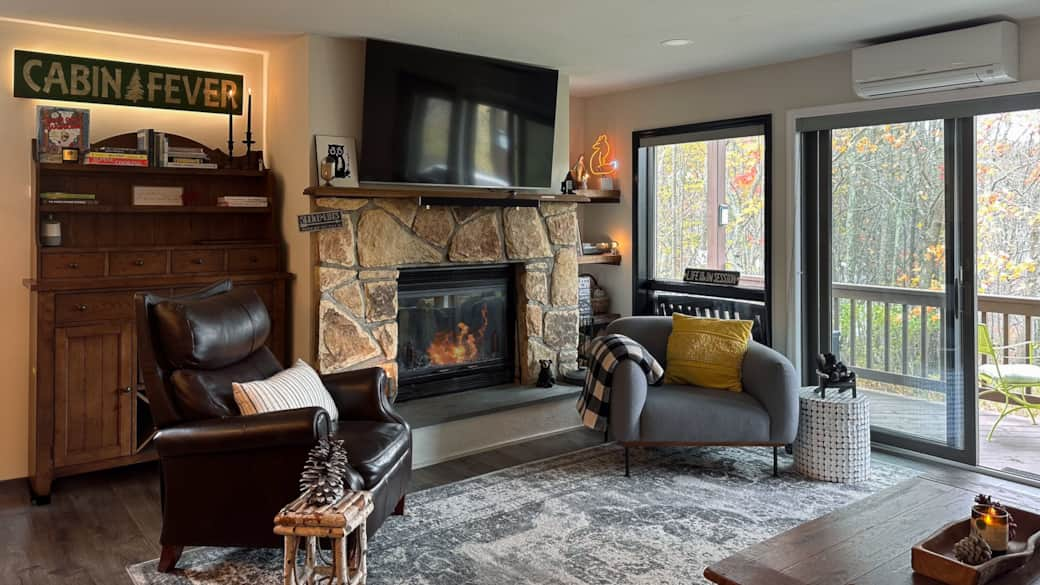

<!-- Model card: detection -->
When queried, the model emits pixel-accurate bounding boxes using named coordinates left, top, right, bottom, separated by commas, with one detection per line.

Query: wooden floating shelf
left=38, top=162, right=266, bottom=177
left=304, top=184, right=590, bottom=203
left=578, top=254, right=622, bottom=265
left=575, top=189, right=621, bottom=203
left=40, top=204, right=271, bottom=214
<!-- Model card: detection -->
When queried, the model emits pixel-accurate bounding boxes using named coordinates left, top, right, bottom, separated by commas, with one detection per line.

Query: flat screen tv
left=360, top=40, right=559, bottom=190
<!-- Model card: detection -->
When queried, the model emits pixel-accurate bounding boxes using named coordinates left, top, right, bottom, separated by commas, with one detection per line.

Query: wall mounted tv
left=360, top=39, right=559, bottom=190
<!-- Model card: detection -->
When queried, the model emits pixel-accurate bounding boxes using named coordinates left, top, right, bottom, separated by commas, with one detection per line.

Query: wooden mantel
left=304, top=184, right=620, bottom=203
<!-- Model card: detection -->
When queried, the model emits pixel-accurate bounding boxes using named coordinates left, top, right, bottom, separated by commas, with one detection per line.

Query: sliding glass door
left=803, top=115, right=976, bottom=463
left=805, top=94, right=1040, bottom=471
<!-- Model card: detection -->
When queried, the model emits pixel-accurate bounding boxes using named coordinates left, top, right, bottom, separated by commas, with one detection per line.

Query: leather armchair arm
left=155, top=407, right=330, bottom=458
left=322, top=367, right=407, bottom=426
left=607, top=360, right=648, bottom=442
left=741, top=341, right=800, bottom=444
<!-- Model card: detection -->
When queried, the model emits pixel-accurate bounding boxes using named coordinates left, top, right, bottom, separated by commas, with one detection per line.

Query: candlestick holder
left=243, top=131, right=255, bottom=156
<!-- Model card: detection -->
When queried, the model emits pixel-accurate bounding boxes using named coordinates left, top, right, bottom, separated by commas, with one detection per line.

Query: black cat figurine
left=536, top=359, right=555, bottom=388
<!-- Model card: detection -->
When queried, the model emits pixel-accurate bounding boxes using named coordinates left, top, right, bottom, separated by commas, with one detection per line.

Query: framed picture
left=314, top=135, right=359, bottom=188
left=37, top=106, right=90, bottom=163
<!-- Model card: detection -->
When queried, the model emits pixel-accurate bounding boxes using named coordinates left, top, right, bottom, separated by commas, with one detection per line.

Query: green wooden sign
left=14, top=50, right=243, bottom=115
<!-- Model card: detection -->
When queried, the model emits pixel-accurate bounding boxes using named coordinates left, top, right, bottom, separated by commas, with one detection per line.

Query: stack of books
left=217, top=196, right=269, bottom=208
left=132, top=186, right=183, bottom=206
left=40, top=192, right=97, bottom=205
left=84, top=147, right=149, bottom=167
left=136, top=129, right=218, bottom=169
left=166, top=146, right=217, bottom=169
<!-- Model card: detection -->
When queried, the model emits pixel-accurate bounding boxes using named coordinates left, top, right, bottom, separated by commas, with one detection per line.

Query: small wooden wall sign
left=14, top=50, right=244, bottom=115
left=298, top=211, right=344, bottom=232
left=683, top=268, right=741, bottom=286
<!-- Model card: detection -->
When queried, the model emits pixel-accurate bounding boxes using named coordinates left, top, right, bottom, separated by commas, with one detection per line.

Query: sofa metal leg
left=624, top=446, right=630, bottom=477
left=158, top=545, right=184, bottom=573
left=393, top=495, right=405, bottom=516
left=772, top=446, right=779, bottom=477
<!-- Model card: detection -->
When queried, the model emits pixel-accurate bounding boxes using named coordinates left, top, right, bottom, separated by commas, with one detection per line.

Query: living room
left=3, top=2, right=1040, bottom=584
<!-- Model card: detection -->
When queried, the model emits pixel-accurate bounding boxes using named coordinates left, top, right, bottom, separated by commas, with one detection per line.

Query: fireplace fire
left=396, top=265, right=516, bottom=401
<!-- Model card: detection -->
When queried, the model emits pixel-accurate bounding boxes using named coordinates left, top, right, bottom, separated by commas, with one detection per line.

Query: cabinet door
left=54, top=322, right=134, bottom=467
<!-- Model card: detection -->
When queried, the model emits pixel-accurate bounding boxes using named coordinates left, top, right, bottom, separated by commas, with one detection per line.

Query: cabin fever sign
left=14, top=50, right=243, bottom=115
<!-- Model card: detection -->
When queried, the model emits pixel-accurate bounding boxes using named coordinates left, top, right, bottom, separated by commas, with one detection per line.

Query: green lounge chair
left=978, top=323, right=1040, bottom=440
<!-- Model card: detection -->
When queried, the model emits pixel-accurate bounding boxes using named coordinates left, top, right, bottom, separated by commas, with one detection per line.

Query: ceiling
left=4, top=0, right=1040, bottom=96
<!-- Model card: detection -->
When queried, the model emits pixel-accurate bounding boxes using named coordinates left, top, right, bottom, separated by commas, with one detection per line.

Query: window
left=650, top=135, right=766, bottom=284
left=633, top=115, right=772, bottom=336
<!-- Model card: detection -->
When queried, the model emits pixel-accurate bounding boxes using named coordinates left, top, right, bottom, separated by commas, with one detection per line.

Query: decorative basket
left=581, top=273, right=610, bottom=314
left=912, top=506, right=1040, bottom=585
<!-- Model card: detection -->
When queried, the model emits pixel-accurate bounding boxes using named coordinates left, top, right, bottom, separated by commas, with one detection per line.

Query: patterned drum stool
left=794, top=387, right=871, bottom=483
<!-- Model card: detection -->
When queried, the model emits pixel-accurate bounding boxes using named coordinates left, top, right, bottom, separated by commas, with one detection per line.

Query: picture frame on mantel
left=315, top=135, right=359, bottom=188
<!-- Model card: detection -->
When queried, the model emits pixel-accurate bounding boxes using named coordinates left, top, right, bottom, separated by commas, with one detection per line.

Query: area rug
left=127, top=444, right=917, bottom=585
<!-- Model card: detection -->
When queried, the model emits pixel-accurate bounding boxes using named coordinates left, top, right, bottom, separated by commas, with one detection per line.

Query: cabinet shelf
left=575, top=189, right=620, bottom=203
left=40, top=204, right=271, bottom=214
left=38, top=162, right=265, bottom=177
left=578, top=254, right=622, bottom=265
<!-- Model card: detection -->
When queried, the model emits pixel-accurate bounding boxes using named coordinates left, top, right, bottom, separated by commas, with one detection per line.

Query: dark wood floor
left=0, top=427, right=1033, bottom=585
left=0, top=428, right=604, bottom=585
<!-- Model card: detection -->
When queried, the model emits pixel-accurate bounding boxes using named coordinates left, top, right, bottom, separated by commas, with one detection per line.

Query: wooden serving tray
left=912, top=506, right=1040, bottom=585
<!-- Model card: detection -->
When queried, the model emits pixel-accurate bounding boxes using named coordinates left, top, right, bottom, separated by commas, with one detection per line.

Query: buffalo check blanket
left=576, top=334, right=664, bottom=432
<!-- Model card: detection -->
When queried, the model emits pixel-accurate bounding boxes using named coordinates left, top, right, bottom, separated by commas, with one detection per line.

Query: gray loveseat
left=605, top=316, right=800, bottom=476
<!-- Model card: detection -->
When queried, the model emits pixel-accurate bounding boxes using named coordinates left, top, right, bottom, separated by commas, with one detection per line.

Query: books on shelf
left=85, top=151, right=149, bottom=166
left=40, top=192, right=98, bottom=206
left=217, top=195, right=269, bottom=208
left=136, top=129, right=218, bottom=169
left=132, top=185, right=183, bottom=206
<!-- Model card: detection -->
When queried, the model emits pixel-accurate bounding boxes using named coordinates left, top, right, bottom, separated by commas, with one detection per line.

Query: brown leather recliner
left=135, top=281, right=412, bottom=572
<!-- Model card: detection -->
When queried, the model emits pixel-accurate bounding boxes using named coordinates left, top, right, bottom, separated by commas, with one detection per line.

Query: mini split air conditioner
left=852, top=21, right=1019, bottom=99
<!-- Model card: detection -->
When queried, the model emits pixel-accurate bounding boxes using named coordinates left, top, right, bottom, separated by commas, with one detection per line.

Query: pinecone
left=954, top=532, right=992, bottom=565
left=300, top=439, right=351, bottom=506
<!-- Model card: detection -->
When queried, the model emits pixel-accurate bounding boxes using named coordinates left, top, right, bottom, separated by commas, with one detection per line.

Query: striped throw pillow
left=232, top=359, right=339, bottom=421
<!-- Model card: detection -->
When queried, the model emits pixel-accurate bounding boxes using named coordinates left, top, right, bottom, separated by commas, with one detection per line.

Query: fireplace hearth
left=396, top=265, right=516, bottom=401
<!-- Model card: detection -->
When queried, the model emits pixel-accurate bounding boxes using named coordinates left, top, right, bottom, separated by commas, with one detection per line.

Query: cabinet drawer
left=56, top=292, right=134, bottom=323
left=228, top=248, right=277, bottom=272
left=109, top=251, right=168, bottom=276
left=42, top=253, right=106, bottom=279
left=171, top=250, right=225, bottom=274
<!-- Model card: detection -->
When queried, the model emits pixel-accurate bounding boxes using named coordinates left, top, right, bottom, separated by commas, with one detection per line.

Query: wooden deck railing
left=831, top=282, right=1040, bottom=400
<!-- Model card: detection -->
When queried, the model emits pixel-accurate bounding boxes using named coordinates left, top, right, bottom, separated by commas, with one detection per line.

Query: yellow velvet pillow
left=664, top=314, right=753, bottom=391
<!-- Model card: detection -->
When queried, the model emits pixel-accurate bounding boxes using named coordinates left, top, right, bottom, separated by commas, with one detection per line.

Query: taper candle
left=226, top=87, right=235, bottom=157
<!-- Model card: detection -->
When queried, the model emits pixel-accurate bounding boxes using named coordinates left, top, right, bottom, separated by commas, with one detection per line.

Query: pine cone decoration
left=954, top=532, right=992, bottom=565
left=300, top=439, right=351, bottom=506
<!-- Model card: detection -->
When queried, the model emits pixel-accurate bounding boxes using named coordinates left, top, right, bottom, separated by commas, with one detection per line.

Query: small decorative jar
left=972, top=504, right=1010, bottom=554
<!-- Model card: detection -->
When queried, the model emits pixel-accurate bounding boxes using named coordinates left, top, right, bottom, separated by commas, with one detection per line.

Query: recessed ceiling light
left=660, top=39, right=693, bottom=47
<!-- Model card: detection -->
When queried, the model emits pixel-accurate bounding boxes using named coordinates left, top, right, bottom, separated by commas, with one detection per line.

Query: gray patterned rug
left=127, top=444, right=916, bottom=585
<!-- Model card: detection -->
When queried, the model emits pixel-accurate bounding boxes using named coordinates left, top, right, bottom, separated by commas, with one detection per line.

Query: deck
left=863, top=388, right=1040, bottom=479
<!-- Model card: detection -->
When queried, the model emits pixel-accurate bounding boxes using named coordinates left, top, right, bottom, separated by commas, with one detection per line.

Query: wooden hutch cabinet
left=26, top=134, right=292, bottom=503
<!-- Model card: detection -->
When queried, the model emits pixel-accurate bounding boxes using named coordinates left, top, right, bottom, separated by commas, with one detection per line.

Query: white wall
left=0, top=19, right=265, bottom=482
left=575, top=17, right=1040, bottom=359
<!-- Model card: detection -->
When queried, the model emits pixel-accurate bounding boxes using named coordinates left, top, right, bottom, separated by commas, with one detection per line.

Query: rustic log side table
left=274, top=490, right=373, bottom=585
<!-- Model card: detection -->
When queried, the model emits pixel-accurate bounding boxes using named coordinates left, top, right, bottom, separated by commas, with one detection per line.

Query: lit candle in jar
left=972, top=504, right=1009, bottom=554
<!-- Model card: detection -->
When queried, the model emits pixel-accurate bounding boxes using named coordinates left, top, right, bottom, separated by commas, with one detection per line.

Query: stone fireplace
left=313, top=197, right=580, bottom=396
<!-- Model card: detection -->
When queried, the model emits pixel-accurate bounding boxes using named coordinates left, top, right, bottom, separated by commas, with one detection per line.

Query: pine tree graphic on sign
left=125, top=70, right=144, bottom=103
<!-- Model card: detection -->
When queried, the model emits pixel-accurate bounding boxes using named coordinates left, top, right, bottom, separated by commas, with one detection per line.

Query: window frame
left=631, top=114, right=773, bottom=322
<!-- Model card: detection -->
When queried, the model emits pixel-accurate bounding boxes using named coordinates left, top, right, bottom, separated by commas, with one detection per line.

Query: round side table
left=794, top=387, right=871, bottom=483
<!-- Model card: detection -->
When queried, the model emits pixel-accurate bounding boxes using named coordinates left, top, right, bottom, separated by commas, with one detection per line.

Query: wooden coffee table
left=704, top=471, right=1040, bottom=585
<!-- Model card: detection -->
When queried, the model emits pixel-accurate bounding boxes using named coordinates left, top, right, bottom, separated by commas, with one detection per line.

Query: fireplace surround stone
left=314, top=197, right=580, bottom=394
